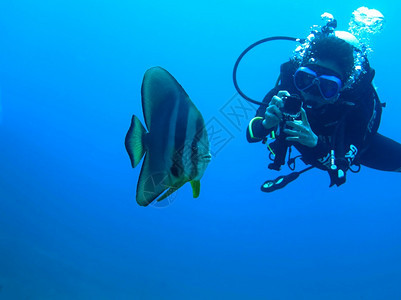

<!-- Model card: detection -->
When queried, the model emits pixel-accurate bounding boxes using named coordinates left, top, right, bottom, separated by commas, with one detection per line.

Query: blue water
left=1, top=1, right=400, bottom=299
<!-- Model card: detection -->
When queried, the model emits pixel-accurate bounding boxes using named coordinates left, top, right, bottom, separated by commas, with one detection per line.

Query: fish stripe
left=148, top=103, right=174, bottom=171
left=172, top=92, right=190, bottom=179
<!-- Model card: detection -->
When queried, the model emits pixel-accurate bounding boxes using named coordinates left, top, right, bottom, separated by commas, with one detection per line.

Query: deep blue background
left=0, top=1, right=400, bottom=299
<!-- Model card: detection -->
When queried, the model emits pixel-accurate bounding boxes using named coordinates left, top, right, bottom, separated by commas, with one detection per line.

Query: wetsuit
left=247, top=60, right=401, bottom=186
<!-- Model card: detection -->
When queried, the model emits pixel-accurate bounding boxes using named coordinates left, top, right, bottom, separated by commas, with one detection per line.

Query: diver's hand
left=262, top=90, right=289, bottom=129
left=284, top=108, right=318, bottom=148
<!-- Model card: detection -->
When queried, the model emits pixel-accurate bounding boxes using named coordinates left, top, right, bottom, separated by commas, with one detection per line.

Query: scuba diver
left=236, top=9, right=401, bottom=192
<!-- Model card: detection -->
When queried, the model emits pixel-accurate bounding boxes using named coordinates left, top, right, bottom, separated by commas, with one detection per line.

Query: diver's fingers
left=270, top=96, right=284, bottom=109
left=266, top=105, right=282, bottom=119
left=285, top=128, right=318, bottom=147
left=263, top=106, right=281, bottom=129
left=277, top=90, right=291, bottom=98
left=283, top=128, right=300, bottom=137
left=285, top=136, right=301, bottom=142
left=270, top=91, right=290, bottom=108
left=285, top=121, right=306, bottom=133
left=300, top=108, right=310, bottom=127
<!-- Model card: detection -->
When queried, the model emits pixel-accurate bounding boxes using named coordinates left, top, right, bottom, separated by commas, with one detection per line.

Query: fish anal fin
left=136, top=154, right=173, bottom=206
left=156, top=181, right=186, bottom=202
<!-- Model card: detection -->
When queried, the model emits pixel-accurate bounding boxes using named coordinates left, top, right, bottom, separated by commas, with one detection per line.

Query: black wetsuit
left=247, top=60, right=401, bottom=186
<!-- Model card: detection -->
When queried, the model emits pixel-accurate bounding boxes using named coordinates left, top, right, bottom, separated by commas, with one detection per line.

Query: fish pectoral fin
left=190, top=180, right=201, bottom=198
left=125, top=114, right=147, bottom=168
left=156, top=181, right=186, bottom=202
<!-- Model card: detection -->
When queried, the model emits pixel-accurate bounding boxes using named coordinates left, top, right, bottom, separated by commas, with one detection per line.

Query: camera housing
left=281, top=94, right=303, bottom=120
left=268, top=94, right=303, bottom=171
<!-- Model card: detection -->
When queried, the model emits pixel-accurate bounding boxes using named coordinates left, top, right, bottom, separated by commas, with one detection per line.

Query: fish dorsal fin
left=141, top=66, right=198, bottom=131
left=190, top=180, right=201, bottom=198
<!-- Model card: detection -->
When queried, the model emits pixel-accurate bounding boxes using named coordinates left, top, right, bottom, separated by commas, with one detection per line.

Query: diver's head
left=294, top=32, right=367, bottom=106
left=291, top=8, right=386, bottom=105
left=304, top=34, right=356, bottom=81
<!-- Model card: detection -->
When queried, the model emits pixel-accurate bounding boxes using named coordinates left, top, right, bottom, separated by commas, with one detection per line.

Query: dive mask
left=294, top=66, right=343, bottom=101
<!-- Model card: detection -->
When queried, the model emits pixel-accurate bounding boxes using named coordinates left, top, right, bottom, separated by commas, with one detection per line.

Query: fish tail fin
left=125, top=114, right=147, bottom=168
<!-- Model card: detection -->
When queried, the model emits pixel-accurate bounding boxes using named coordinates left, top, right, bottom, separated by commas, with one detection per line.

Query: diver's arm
left=246, top=88, right=284, bottom=143
left=246, top=60, right=298, bottom=143
left=246, top=117, right=270, bottom=143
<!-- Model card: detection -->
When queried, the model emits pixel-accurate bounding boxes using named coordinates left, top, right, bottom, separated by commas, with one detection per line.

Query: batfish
left=125, top=67, right=211, bottom=206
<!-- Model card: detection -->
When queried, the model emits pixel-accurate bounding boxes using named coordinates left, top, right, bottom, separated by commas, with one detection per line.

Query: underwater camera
left=268, top=94, right=303, bottom=171
left=281, top=94, right=303, bottom=121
